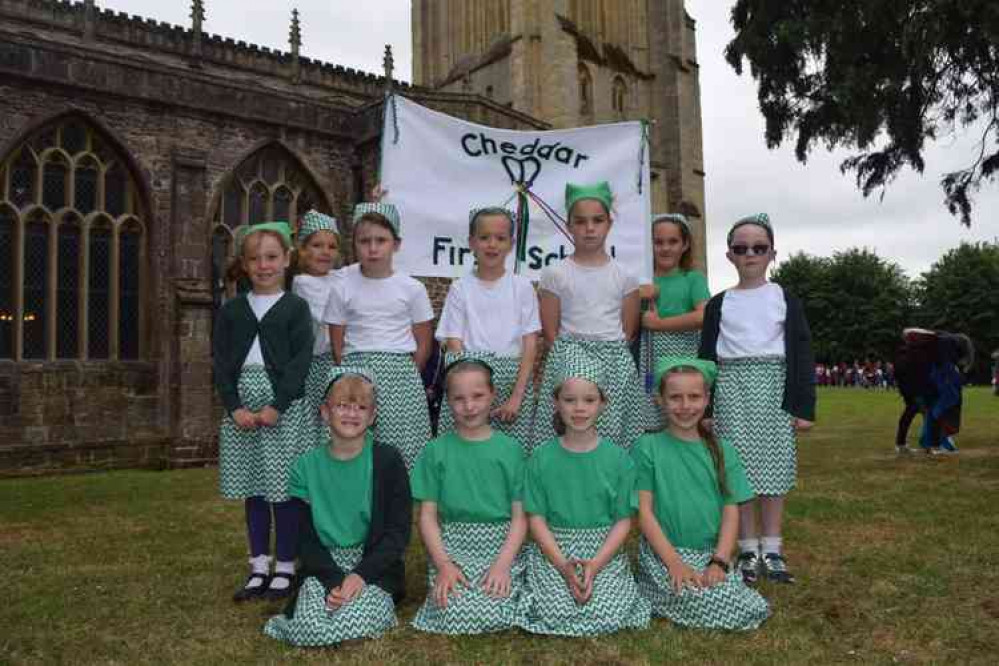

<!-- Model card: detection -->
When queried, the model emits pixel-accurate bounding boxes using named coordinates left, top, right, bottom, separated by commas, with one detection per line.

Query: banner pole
left=514, top=183, right=530, bottom=274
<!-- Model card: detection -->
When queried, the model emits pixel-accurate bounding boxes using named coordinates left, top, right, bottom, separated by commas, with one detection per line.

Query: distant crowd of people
left=815, top=361, right=896, bottom=389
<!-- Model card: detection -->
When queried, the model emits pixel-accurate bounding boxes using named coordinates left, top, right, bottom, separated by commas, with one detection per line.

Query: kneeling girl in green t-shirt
left=411, top=358, right=528, bottom=634
left=516, top=344, right=651, bottom=636
left=264, top=367, right=412, bottom=646
left=632, top=357, right=769, bottom=630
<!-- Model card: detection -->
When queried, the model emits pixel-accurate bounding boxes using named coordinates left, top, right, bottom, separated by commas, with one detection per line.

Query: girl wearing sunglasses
left=698, top=214, right=816, bottom=587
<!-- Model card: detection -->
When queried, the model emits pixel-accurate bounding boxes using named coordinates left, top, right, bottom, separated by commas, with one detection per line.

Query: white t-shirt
left=243, top=291, right=284, bottom=367
left=538, top=257, right=639, bottom=341
left=435, top=272, right=541, bottom=357
left=322, top=267, right=435, bottom=355
left=717, top=283, right=786, bottom=359
left=292, top=270, right=342, bottom=355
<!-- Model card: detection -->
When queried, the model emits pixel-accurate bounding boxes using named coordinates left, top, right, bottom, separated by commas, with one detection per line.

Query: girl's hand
left=702, top=561, right=727, bottom=588
left=326, top=573, right=366, bottom=609
left=556, top=559, right=587, bottom=604
left=794, top=418, right=814, bottom=432
left=256, top=406, right=280, bottom=427
left=578, top=559, right=602, bottom=604
left=666, top=559, right=702, bottom=594
left=700, top=418, right=714, bottom=434
left=641, top=310, right=659, bottom=330
left=370, top=184, right=388, bottom=202
left=433, top=561, right=469, bottom=609
left=480, top=561, right=512, bottom=598
left=232, top=408, right=257, bottom=431
left=638, top=283, right=659, bottom=301
left=492, top=394, right=522, bottom=423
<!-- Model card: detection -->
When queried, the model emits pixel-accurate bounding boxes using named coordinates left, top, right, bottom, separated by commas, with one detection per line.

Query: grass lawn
left=3, top=387, right=998, bottom=665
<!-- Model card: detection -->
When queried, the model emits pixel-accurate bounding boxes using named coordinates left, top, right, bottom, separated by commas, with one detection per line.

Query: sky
left=100, top=0, right=997, bottom=290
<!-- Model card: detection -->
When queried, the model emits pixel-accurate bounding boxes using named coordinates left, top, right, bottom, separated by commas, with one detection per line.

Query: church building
left=0, top=0, right=704, bottom=474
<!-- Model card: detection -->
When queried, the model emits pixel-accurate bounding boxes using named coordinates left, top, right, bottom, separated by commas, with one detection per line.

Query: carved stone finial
left=383, top=44, right=395, bottom=94
left=82, top=0, right=97, bottom=41
left=191, top=0, right=206, bottom=33
left=290, top=9, right=302, bottom=84
left=190, top=0, right=206, bottom=62
left=290, top=8, right=302, bottom=55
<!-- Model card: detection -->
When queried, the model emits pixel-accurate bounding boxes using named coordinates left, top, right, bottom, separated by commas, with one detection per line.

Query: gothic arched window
left=578, top=64, right=594, bottom=120
left=211, top=144, right=331, bottom=297
left=0, top=116, right=147, bottom=360
left=612, top=76, right=628, bottom=118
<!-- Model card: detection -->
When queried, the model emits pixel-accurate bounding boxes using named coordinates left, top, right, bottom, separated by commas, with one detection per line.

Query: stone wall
left=0, top=3, right=545, bottom=476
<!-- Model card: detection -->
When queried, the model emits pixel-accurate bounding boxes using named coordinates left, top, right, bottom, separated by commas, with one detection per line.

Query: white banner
left=380, top=95, right=652, bottom=281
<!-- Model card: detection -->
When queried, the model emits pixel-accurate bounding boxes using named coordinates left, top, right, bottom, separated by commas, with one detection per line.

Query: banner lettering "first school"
left=380, top=95, right=652, bottom=281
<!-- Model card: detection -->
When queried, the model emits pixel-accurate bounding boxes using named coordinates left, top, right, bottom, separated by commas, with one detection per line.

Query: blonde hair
left=326, top=375, right=375, bottom=409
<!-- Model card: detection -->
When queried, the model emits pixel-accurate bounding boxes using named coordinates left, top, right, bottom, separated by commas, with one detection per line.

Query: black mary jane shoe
left=262, top=572, right=295, bottom=602
left=232, top=573, right=271, bottom=603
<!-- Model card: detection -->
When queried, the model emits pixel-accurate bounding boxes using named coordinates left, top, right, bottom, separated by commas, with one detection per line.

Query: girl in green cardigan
left=213, top=222, right=315, bottom=603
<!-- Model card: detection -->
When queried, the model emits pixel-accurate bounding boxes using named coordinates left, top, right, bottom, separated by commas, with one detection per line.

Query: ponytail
left=697, top=419, right=728, bottom=498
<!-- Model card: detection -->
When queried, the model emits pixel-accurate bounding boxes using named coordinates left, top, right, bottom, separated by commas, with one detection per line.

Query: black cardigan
left=212, top=291, right=314, bottom=414
left=284, top=444, right=412, bottom=616
left=698, top=287, right=816, bottom=422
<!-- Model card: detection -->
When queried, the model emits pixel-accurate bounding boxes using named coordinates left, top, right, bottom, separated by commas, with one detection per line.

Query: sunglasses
left=729, top=243, right=771, bottom=256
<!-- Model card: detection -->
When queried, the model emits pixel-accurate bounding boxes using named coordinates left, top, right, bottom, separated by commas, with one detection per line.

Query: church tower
left=412, top=0, right=707, bottom=267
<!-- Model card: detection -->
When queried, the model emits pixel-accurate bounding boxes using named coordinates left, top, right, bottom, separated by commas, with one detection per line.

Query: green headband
left=236, top=221, right=293, bottom=250
left=727, top=213, right=774, bottom=246
left=556, top=343, right=605, bottom=389
left=565, top=181, right=613, bottom=216
left=652, top=213, right=690, bottom=234
left=354, top=202, right=401, bottom=236
left=299, top=210, right=339, bottom=240
left=654, top=357, right=718, bottom=390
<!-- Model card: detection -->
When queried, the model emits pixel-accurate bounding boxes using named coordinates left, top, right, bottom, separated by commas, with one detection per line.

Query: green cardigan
left=212, top=292, right=314, bottom=414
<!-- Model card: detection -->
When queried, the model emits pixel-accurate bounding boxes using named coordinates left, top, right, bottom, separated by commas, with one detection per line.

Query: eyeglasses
left=332, top=402, right=370, bottom=413
left=729, top=244, right=771, bottom=256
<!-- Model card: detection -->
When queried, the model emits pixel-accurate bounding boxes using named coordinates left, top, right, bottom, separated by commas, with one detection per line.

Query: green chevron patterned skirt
left=714, top=356, right=797, bottom=495
left=218, top=366, right=311, bottom=502
left=302, top=352, right=335, bottom=449
left=531, top=338, right=655, bottom=453
left=516, top=526, right=651, bottom=636
left=639, top=330, right=702, bottom=429
left=635, top=538, right=769, bottom=630
left=437, top=353, right=534, bottom=451
left=343, top=351, right=431, bottom=471
left=263, top=546, right=397, bottom=646
left=412, top=521, right=525, bottom=634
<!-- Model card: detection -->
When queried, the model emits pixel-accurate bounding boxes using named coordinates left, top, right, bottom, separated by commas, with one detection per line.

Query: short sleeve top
left=292, top=271, right=341, bottom=355
left=522, top=438, right=635, bottom=529
left=322, top=265, right=434, bottom=354
left=435, top=272, right=540, bottom=357
left=632, top=431, right=753, bottom=551
left=654, top=269, right=711, bottom=318
left=288, top=437, right=374, bottom=548
left=410, top=431, right=525, bottom=523
left=538, top=257, right=639, bottom=341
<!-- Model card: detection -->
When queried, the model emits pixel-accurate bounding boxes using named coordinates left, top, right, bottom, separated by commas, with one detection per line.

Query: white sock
left=269, top=560, right=296, bottom=590
left=761, top=536, right=783, bottom=556
left=738, top=538, right=760, bottom=556
left=246, top=555, right=271, bottom=588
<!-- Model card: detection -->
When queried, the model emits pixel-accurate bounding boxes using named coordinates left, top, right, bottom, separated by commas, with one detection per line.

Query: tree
left=772, top=249, right=913, bottom=363
left=916, top=241, right=999, bottom=383
left=725, top=1, right=999, bottom=226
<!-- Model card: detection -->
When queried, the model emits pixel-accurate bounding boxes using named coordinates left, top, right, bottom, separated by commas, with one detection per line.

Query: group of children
left=212, top=180, right=815, bottom=645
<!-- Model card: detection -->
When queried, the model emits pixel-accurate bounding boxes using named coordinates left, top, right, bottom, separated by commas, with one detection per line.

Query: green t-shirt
left=654, top=269, right=711, bottom=318
left=632, top=431, right=754, bottom=551
left=523, top=438, right=635, bottom=529
left=410, top=431, right=525, bottom=523
left=288, top=435, right=373, bottom=548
